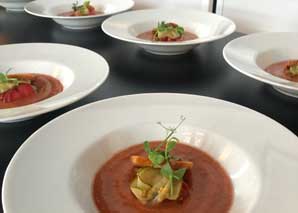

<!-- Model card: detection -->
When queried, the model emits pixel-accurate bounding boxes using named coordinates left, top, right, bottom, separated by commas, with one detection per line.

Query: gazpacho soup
left=93, top=117, right=234, bottom=213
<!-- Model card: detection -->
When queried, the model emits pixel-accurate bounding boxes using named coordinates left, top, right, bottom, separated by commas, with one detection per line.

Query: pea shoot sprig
left=143, top=116, right=187, bottom=195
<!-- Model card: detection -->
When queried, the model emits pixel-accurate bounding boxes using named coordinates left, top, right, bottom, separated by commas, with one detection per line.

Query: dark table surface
left=0, top=8, right=298, bottom=213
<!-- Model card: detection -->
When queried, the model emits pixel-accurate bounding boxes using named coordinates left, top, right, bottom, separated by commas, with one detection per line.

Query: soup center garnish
left=0, top=69, right=63, bottom=109
left=93, top=117, right=233, bottom=213
left=137, top=21, right=198, bottom=42
left=59, top=1, right=101, bottom=17
left=130, top=116, right=192, bottom=204
left=265, top=59, right=298, bottom=82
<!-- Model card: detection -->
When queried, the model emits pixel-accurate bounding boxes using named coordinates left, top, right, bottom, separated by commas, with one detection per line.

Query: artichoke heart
left=130, top=167, right=182, bottom=204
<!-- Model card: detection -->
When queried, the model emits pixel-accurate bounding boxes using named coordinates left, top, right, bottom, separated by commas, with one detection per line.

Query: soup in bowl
left=70, top=120, right=260, bottom=213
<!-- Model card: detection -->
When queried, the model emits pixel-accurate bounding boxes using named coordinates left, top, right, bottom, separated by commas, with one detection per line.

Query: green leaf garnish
left=0, top=73, right=8, bottom=83
left=161, top=162, right=174, bottom=195
left=173, top=168, right=187, bottom=180
left=165, top=140, right=176, bottom=152
left=160, top=161, right=173, bottom=178
left=143, top=116, right=186, bottom=196
left=148, top=151, right=165, bottom=167
left=144, top=141, right=151, bottom=153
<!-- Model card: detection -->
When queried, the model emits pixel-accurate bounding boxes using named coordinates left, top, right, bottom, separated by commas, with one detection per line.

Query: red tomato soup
left=265, top=60, right=298, bottom=82
left=0, top=73, right=63, bottom=109
left=93, top=142, right=234, bottom=213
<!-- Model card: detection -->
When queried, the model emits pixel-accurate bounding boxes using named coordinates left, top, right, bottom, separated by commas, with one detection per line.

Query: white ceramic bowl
left=24, top=0, right=134, bottom=30
left=0, top=43, right=109, bottom=122
left=223, top=32, right=298, bottom=98
left=2, top=93, right=298, bottom=213
left=102, top=9, right=236, bottom=55
left=0, top=0, right=32, bottom=11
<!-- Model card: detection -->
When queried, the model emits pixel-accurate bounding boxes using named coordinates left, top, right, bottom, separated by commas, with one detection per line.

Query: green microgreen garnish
left=143, top=116, right=186, bottom=195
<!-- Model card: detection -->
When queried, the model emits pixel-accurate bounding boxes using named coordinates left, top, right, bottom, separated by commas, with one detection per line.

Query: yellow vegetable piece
left=130, top=167, right=183, bottom=204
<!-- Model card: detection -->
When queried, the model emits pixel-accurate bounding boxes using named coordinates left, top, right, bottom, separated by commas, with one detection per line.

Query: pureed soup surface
left=265, top=60, right=298, bottom=82
left=0, top=73, right=63, bottom=109
left=93, top=142, right=233, bottom=213
left=137, top=31, right=198, bottom=42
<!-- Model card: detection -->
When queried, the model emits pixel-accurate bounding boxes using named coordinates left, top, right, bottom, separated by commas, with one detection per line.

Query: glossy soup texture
left=265, top=60, right=298, bottom=82
left=93, top=142, right=233, bottom=213
left=137, top=31, right=198, bottom=42
left=0, top=73, right=63, bottom=109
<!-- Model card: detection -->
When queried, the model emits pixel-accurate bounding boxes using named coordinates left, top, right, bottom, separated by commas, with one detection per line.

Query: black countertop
left=0, top=8, right=298, bottom=212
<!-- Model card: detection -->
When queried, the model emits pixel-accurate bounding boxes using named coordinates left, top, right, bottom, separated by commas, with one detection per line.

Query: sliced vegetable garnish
left=152, top=21, right=185, bottom=41
left=130, top=116, right=191, bottom=204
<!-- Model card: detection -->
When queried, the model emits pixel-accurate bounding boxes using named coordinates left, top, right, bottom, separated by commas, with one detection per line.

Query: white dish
left=0, top=43, right=109, bottom=122
left=0, top=0, right=32, bottom=12
left=223, top=32, right=298, bottom=98
left=2, top=93, right=298, bottom=213
left=25, top=0, right=134, bottom=30
left=102, top=9, right=236, bottom=55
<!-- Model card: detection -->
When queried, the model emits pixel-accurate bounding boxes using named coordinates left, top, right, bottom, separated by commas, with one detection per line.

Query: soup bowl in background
left=25, top=0, right=134, bottom=30
left=102, top=9, right=236, bottom=55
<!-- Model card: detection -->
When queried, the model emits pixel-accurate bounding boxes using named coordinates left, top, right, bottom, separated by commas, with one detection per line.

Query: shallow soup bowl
left=223, top=32, right=298, bottom=98
left=4, top=93, right=298, bottom=212
left=24, top=0, right=134, bottom=30
left=0, top=43, right=109, bottom=122
left=102, top=9, right=236, bottom=55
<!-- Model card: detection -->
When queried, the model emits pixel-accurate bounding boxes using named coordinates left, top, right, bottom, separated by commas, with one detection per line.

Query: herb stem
left=154, top=116, right=185, bottom=152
